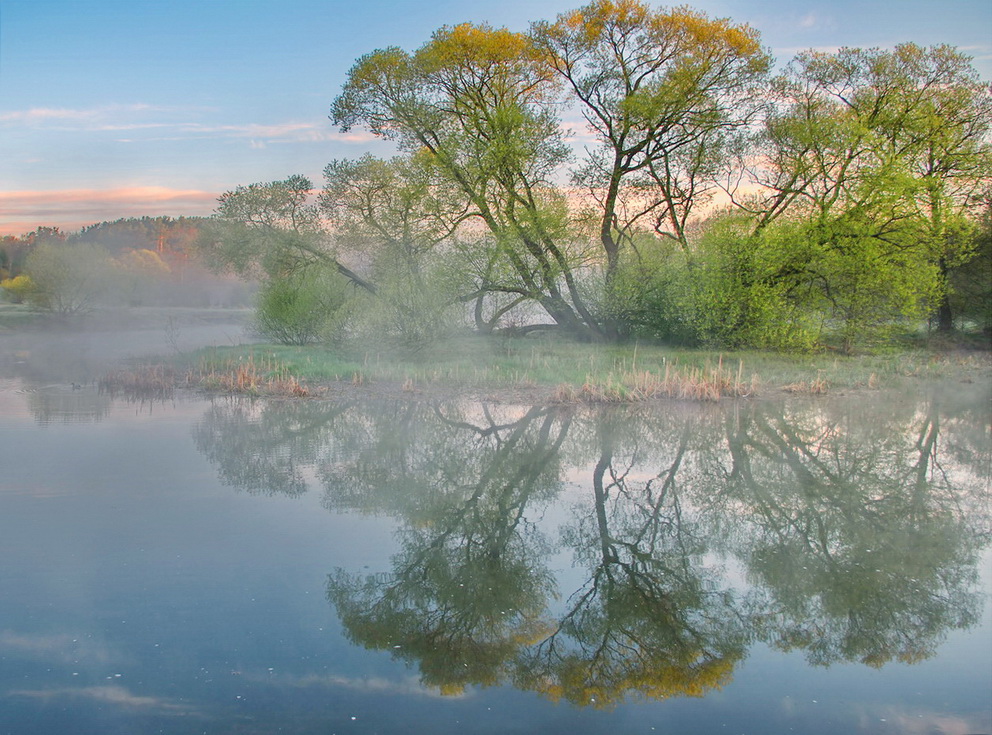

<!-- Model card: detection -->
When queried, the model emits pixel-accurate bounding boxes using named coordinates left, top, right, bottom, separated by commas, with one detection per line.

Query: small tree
left=24, top=242, right=118, bottom=315
left=253, top=266, right=350, bottom=345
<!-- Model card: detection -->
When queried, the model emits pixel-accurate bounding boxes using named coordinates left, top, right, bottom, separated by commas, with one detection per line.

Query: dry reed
left=552, top=359, right=756, bottom=403
left=191, top=353, right=311, bottom=397
left=99, top=365, right=176, bottom=400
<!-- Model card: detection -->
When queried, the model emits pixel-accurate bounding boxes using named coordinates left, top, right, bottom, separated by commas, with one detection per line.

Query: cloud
left=0, top=187, right=220, bottom=236
left=257, top=671, right=465, bottom=699
left=0, top=630, right=116, bottom=665
left=0, top=104, right=377, bottom=145
left=8, top=685, right=197, bottom=715
left=0, top=104, right=185, bottom=126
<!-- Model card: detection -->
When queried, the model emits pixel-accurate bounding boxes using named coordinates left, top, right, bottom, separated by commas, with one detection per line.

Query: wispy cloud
left=252, top=671, right=466, bottom=699
left=0, top=630, right=117, bottom=665
left=0, top=187, right=220, bottom=235
left=0, top=104, right=376, bottom=145
left=8, top=685, right=198, bottom=715
left=0, top=103, right=186, bottom=126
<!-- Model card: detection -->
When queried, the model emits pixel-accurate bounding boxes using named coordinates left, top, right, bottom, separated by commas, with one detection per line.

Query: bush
left=0, top=274, right=36, bottom=304
left=253, top=266, right=349, bottom=345
left=608, top=218, right=817, bottom=350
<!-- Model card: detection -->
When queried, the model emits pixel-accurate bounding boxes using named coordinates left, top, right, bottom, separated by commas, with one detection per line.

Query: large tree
left=332, top=5, right=770, bottom=339
left=333, top=23, right=596, bottom=335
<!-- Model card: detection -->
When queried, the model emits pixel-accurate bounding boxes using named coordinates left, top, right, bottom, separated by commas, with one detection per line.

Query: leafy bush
left=608, top=218, right=817, bottom=350
left=0, top=274, right=36, bottom=303
left=253, top=266, right=349, bottom=345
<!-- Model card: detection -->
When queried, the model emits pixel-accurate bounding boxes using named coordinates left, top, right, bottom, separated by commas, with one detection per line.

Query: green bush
left=608, top=217, right=817, bottom=350
left=253, top=266, right=349, bottom=345
left=0, top=274, right=36, bottom=304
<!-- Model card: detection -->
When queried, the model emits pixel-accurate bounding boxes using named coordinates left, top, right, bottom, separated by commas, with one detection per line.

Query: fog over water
left=0, top=320, right=989, bottom=734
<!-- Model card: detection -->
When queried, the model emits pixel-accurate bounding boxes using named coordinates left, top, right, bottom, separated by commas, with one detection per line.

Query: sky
left=1, top=0, right=990, bottom=236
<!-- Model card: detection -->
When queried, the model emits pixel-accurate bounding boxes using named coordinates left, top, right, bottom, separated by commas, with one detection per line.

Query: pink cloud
left=0, top=187, right=220, bottom=236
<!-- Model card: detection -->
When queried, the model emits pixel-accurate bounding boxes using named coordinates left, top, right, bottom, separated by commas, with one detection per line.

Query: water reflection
left=192, top=388, right=990, bottom=706
left=25, top=388, right=113, bottom=425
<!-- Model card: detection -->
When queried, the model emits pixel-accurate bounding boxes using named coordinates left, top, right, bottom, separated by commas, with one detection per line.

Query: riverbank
left=172, top=333, right=991, bottom=404
left=2, top=305, right=988, bottom=404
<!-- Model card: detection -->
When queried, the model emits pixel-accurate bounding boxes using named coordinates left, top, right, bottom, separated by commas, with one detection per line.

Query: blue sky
left=1, top=0, right=990, bottom=235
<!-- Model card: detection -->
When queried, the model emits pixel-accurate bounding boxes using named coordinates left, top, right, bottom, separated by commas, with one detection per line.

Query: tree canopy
left=201, top=3, right=991, bottom=349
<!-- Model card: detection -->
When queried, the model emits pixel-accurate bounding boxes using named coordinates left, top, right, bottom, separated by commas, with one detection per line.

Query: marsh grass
left=100, top=352, right=313, bottom=398
left=153, top=334, right=991, bottom=403
left=190, top=352, right=312, bottom=397
left=553, top=358, right=756, bottom=403
left=99, top=364, right=177, bottom=400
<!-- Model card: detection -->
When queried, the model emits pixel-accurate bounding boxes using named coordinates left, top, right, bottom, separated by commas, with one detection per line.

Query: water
left=1, top=327, right=989, bottom=734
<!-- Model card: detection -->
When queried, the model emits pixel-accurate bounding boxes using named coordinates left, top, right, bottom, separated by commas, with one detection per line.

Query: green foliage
left=191, top=18, right=991, bottom=350
left=347, top=257, right=464, bottom=351
left=23, top=242, right=118, bottom=315
left=206, top=175, right=327, bottom=280
left=0, top=274, right=36, bottom=304
left=607, top=217, right=817, bottom=350
left=946, top=204, right=992, bottom=333
left=253, top=266, right=350, bottom=345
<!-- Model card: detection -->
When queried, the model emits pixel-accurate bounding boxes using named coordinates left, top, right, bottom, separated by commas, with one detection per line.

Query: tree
left=532, top=0, right=770, bottom=265
left=885, top=45, right=992, bottom=332
left=333, top=7, right=772, bottom=340
left=737, top=44, right=991, bottom=346
left=23, top=242, right=117, bottom=315
left=946, top=196, right=992, bottom=334
left=321, top=153, right=478, bottom=344
left=333, top=23, right=599, bottom=337
left=208, top=174, right=374, bottom=293
left=203, top=175, right=380, bottom=343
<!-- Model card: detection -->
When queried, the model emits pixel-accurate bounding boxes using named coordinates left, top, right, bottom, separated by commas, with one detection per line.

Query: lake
left=1, top=323, right=989, bottom=734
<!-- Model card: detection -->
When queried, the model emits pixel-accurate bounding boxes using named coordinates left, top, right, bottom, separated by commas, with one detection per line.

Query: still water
left=1, top=329, right=990, bottom=734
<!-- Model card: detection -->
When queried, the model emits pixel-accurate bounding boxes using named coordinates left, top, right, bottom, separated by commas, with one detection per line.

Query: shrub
left=253, top=266, right=349, bottom=345
left=0, top=274, right=36, bottom=303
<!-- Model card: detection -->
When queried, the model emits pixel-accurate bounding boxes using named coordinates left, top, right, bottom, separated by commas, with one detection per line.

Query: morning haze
left=1, top=1, right=990, bottom=733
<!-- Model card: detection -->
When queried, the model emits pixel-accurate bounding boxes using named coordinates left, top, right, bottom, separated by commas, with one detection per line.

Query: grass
left=158, top=332, right=990, bottom=402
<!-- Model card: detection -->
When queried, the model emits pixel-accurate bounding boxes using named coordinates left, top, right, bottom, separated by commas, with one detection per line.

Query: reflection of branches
left=520, top=420, right=745, bottom=707
left=189, top=390, right=991, bottom=704
left=193, top=398, right=354, bottom=496
left=714, top=396, right=988, bottom=667
left=327, top=404, right=571, bottom=693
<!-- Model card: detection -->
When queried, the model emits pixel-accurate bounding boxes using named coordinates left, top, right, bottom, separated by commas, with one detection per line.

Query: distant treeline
left=0, top=216, right=208, bottom=278
left=0, top=217, right=254, bottom=311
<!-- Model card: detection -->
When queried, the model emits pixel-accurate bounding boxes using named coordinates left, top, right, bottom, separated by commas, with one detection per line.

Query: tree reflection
left=515, top=411, right=747, bottom=706
left=326, top=404, right=570, bottom=694
left=191, top=387, right=991, bottom=704
left=192, top=398, right=354, bottom=496
left=710, top=391, right=989, bottom=667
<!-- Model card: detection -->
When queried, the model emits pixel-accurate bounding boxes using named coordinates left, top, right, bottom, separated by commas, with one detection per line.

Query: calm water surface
left=1, top=328, right=990, bottom=734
